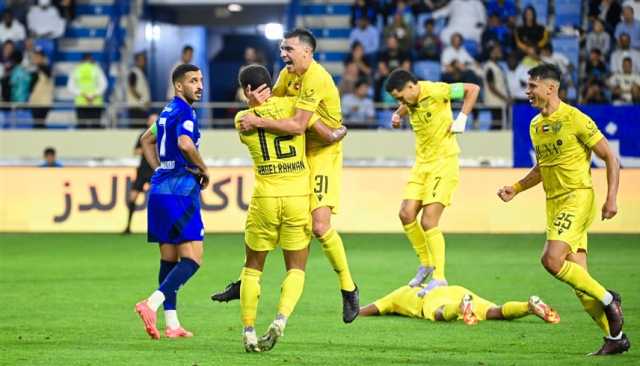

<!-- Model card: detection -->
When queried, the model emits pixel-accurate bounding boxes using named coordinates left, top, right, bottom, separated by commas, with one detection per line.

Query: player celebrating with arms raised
left=385, top=69, right=479, bottom=296
left=498, top=63, right=629, bottom=356
left=134, top=64, right=208, bottom=340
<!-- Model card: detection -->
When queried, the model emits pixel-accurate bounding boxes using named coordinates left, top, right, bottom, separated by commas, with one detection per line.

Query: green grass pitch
left=1, top=233, right=638, bottom=365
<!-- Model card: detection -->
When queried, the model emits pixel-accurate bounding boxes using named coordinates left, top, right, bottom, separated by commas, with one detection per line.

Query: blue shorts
left=147, top=193, right=204, bottom=244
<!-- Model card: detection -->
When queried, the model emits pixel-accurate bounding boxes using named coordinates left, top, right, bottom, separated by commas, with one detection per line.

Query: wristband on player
left=450, top=112, right=467, bottom=133
left=512, top=182, right=523, bottom=193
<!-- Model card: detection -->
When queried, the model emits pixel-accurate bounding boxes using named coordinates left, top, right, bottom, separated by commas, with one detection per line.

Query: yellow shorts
left=422, top=286, right=497, bottom=321
left=244, top=195, right=312, bottom=252
left=403, top=155, right=460, bottom=206
left=308, top=149, right=342, bottom=214
left=545, top=189, right=596, bottom=253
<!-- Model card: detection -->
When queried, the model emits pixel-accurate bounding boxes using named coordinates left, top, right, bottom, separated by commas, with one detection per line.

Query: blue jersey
left=150, top=96, right=201, bottom=197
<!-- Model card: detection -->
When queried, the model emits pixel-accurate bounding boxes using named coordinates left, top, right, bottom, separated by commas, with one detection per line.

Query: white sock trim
left=164, top=310, right=180, bottom=330
left=147, top=290, right=165, bottom=312
left=602, top=291, right=613, bottom=306
left=607, top=332, right=623, bottom=340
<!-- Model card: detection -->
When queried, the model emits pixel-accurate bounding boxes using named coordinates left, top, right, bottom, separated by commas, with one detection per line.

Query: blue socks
left=158, top=257, right=200, bottom=303
left=159, top=260, right=178, bottom=310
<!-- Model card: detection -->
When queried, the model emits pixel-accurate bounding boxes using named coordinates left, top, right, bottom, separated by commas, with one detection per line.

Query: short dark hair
left=527, top=63, right=561, bottom=82
left=355, top=78, right=370, bottom=89
left=238, top=64, right=272, bottom=90
left=172, top=64, right=200, bottom=84
left=385, top=69, right=418, bottom=93
left=284, top=28, right=316, bottom=51
left=182, top=45, right=194, bottom=54
left=44, top=147, right=56, bottom=156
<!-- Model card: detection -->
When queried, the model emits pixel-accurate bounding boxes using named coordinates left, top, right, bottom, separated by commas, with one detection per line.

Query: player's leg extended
left=399, top=199, right=434, bottom=287
left=485, top=297, right=559, bottom=323
left=258, top=246, right=309, bottom=352
left=124, top=189, right=140, bottom=233
left=241, top=246, right=267, bottom=352
left=158, top=244, right=192, bottom=337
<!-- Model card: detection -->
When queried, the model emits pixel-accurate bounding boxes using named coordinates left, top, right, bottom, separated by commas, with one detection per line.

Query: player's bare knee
left=312, top=220, right=330, bottom=238
left=420, top=216, right=439, bottom=231
left=398, top=208, right=417, bottom=225
left=540, top=253, right=562, bottom=274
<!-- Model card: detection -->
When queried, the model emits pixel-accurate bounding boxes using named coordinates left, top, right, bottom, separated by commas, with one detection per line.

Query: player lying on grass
left=359, top=285, right=560, bottom=325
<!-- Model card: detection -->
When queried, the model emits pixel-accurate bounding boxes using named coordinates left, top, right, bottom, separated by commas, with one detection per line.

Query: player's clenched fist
left=497, top=186, right=517, bottom=202
left=391, top=112, right=401, bottom=128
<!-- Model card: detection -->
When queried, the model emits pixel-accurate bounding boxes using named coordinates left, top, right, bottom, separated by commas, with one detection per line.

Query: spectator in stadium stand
left=20, top=37, right=37, bottom=72
left=40, top=146, right=62, bottom=167
left=515, top=6, right=549, bottom=56
left=0, top=10, right=26, bottom=43
left=67, top=53, right=107, bottom=128
left=26, top=0, right=65, bottom=40
left=350, top=0, right=378, bottom=28
left=481, top=13, right=515, bottom=61
left=127, top=51, right=151, bottom=128
left=410, top=0, right=449, bottom=16
left=540, top=44, right=571, bottom=81
left=235, top=47, right=266, bottom=103
left=586, top=18, right=611, bottom=56
left=383, top=11, right=414, bottom=52
left=348, top=17, right=380, bottom=60
left=589, top=0, right=623, bottom=34
left=608, top=57, right=640, bottom=103
left=432, top=0, right=486, bottom=45
left=8, top=51, right=31, bottom=103
left=344, top=41, right=372, bottom=78
left=381, top=0, right=414, bottom=26
left=624, top=0, right=640, bottom=20
left=415, top=18, right=442, bottom=61
left=338, top=61, right=360, bottom=95
left=28, top=48, right=53, bottom=128
left=504, top=52, right=529, bottom=103
left=610, top=32, right=640, bottom=73
left=0, top=41, right=16, bottom=103
left=166, top=45, right=193, bottom=100
left=584, top=48, right=609, bottom=83
left=615, top=5, right=640, bottom=49
left=441, top=33, right=478, bottom=75
left=341, top=79, right=375, bottom=126
left=378, top=35, right=412, bottom=73
left=53, top=0, right=75, bottom=23
left=482, top=45, right=510, bottom=129
left=485, top=0, right=517, bottom=25
left=581, top=78, right=610, bottom=104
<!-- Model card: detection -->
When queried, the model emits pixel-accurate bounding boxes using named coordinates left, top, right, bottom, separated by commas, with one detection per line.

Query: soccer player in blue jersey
left=134, top=64, right=208, bottom=340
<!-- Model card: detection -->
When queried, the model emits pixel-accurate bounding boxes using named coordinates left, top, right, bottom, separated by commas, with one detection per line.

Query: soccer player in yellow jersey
left=497, top=64, right=629, bottom=356
left=359, top=284, right=560, bottom=326
left=384, top=69, right=480, bottom=296
left=237, top=28, right=359, bottom=323
left=234, top=65, right=346, bottom=352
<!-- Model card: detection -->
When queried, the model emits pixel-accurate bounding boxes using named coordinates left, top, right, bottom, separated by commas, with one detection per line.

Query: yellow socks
left=575, top=290, right=611, bottom=336
left=441, top=302, right=460, bottom=321
left=240, top=267, right=262, bottom=327
left=425, top=227, right=446, bottom=280
left=277, top=269, right=306, bottom=318
left=501, top=302, right=530, bottom=319
left=403, top=220, right=431, bottom=266
left=319, top=228, right=355, bottom=291
left=554, top=261, right=607, bottom=303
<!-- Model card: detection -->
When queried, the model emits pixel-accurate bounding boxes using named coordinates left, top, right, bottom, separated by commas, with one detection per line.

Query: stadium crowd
left=345, top=0, right=640, bottom=123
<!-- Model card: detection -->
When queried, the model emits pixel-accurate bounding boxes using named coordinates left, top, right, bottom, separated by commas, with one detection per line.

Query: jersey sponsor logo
left=534, top=142, right=562, bottom=160
left=183, top=120, right=194, bottom=132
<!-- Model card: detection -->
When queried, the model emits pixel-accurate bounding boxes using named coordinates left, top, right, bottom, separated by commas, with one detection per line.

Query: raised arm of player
left=239, top=108, right=313, bottom=136
left=497, top=163, right=542, bottom=202
left=140, top=126, right=159, bottom=170
left=310, top=119, right=347, bottom=144
left=591, top=138, right=620, bottom=220
left=178, top=135, right=210, bottom=190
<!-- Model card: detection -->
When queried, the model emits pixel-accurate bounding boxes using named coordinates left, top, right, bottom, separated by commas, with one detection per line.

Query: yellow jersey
left=407, top=81, right=460, bottom=164
left=530, top=102, right=604, bottom=199
left=273, top=60, right=342, bottom=153
left=235, top=96, right=311, bottom=197
left=373, top=285, right=424, bottom=318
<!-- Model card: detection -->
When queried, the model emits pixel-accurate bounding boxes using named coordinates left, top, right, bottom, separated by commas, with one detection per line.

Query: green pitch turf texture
left=1, top=233, right=638, bottom=366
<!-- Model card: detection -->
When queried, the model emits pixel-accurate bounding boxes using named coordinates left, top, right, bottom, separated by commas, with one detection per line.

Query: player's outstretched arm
left=140, top=127, right=159, bottom=170
left=497, top=163, right=541, bottom=202
left=238, top=108, right=313, bottom=135
left=309, top=119, right=347, bottom=144
left=178, top=135, right=210, bottom=190
left=592, top=138, right=620, bottom=220
left=358, top=304, right=380, bottom=316
left=450, top=83, right=480, bottom=133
